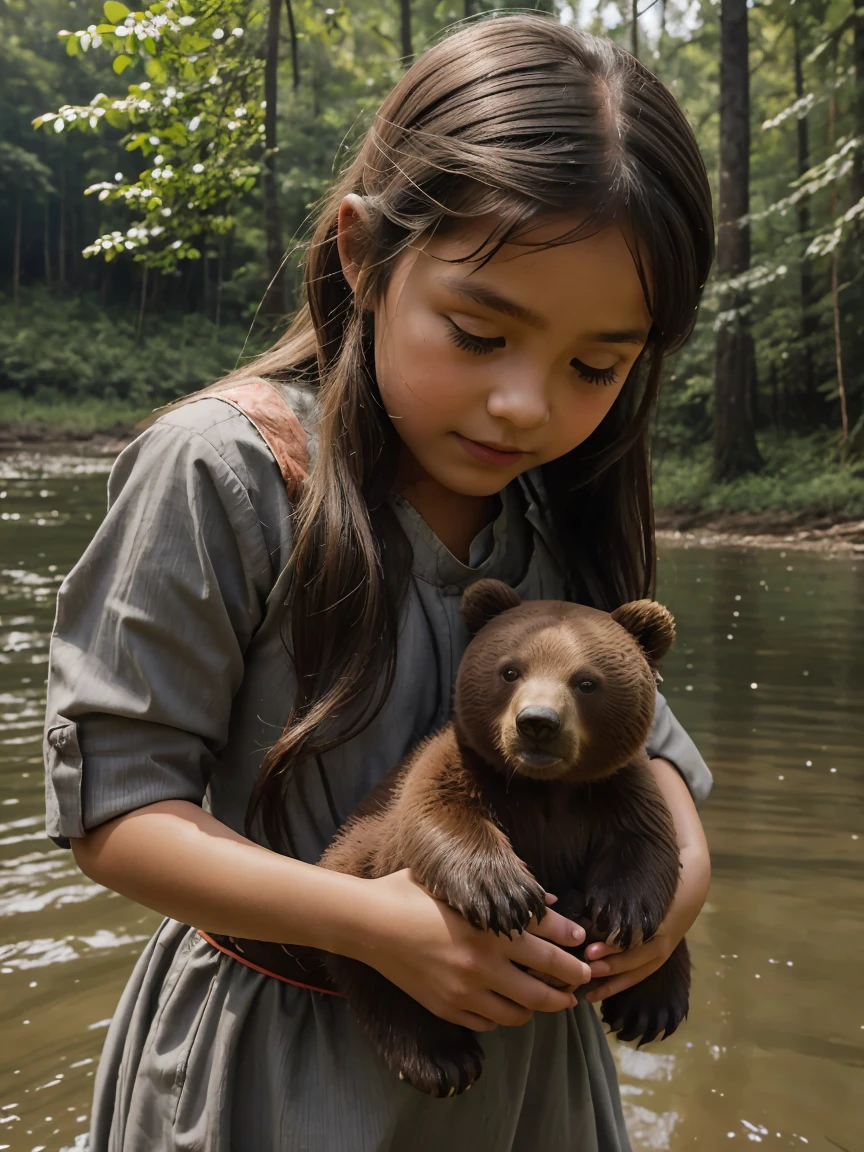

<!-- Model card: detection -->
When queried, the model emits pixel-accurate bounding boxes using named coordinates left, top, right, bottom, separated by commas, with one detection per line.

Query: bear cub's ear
left=611, top=600, right=676, bottom=667
left=462, top=579, right=522, bottom=636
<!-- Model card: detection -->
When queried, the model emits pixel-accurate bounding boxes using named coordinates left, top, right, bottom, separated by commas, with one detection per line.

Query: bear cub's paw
left=584, top=882, right=669, bottom=951
left=425, top=853, right=547, bottom=936
left=394, top=1029, right=485, bottom=1097
left=600, top=939, right=691, bottom=1046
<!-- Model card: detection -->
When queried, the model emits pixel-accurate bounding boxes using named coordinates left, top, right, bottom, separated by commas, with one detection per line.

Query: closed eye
left=446, top=319, right=619, bottom=386
left=445, top=318, right=505, bottom=355
left=569, top=358, right=618, bottom=386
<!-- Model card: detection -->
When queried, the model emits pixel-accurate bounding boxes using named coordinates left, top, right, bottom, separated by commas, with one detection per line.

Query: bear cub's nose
left=515, top=706, right=560, bottom=743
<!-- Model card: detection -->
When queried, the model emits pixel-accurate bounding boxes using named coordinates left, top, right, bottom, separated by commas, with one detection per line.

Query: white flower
left=149, top=135, right=160, bottom=145
left=226, top=121, right=238, bottom=131
left=80, top=32, right=91, bottom=49
left=192, top=163, right=204, bottom=174
left=161, top=207, right=172, bottom=216
left=154, top=154, right=164, bottom=165
left=54, top=119, right=65, bottom=133
left=212, top=28, right=224, bottom=39
left=233, top=106, right=246, bottom=117
left=87, top=24, right=96, bottom=33
left=152, top=167, right=162, bottom=179
left=171, top=240, right=182, bottom=249
left=114, top=172, right=123, bottom=181
left=139, top=81, right=151, bottom=90
left=178, top=15, right=195, bottom=25
left=188, top=116, right=201, bottom=131
left=92, top=33, right=102, bottom=47
left=114, top=25, right=127, bottom=35
left=231, top=27, right=243, bottom=36
left=124, top=240, right=135, bottom=249
left=166, top=87, right=176, bottom=98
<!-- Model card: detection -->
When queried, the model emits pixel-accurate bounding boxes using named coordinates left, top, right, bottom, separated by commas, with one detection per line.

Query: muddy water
left=0, top=449, right=861, bottom=1152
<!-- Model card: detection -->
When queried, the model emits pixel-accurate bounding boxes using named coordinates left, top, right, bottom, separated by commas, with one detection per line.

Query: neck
left=397, top=456, right=498, bottom=564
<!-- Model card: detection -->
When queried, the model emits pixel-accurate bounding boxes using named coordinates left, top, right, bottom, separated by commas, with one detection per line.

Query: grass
left=0, top=392, right=153, bottom=439
left=653, top=433, right=864, bottom=523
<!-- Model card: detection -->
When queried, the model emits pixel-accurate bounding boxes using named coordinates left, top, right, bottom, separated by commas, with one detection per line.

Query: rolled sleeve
left=44, top=416, right=276, bottom=847
left=646, top=690, right=713, bottom=805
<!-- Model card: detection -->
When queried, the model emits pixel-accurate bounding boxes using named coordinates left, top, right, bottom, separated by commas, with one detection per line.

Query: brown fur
left=317, top=579, right=691, bottom=1097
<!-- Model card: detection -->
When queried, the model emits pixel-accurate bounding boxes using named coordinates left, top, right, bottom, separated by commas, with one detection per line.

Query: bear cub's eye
left=576, top=678, right=597, bottom=694
left=501, top=667, right=520, bottom=683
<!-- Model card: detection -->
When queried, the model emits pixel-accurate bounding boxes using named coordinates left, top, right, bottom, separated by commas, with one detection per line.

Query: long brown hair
left=230, top=13, right=714, bottom=849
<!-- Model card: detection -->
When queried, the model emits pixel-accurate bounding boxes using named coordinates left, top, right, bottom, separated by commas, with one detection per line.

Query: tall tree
left=400, top=0, right=413, bottom=65
left=713, top=0, right=762, bottom=481
left=262, top=0, right=286, bottom=314
left=792, top=12, right=819, bottom=421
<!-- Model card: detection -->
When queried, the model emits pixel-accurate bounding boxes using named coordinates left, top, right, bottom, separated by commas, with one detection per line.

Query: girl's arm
left=73, top=798, right=592, bottom=1033
left=584, top=756, right=711, bottom=1000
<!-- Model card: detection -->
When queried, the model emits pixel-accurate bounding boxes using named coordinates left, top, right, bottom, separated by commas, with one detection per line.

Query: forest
left=2, top=0, right=864, bottom=523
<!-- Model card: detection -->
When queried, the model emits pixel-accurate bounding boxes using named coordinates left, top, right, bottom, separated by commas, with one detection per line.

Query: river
left=0, top=448, right=861, bottom=1152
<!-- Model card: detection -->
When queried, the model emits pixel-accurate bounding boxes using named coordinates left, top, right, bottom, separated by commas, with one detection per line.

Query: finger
left=584, top=941, right=622, bottom=961
left=471, top=989, right=539, bottom=1028
left=512, top=934, right=591, bottom=989
left=528, top=906, right=585, bottom=948
left=589, top=939, right=665, bottom=979
left=544, top=892, right=559, bottom=906
left=585, top=959, right=664, bottom=1003
left=490, top=964, right=579, bottom=1015
left=444, top=1007, right=500, bottom=1032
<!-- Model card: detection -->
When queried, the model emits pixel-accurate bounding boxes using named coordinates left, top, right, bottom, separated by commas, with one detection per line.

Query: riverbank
left=3, top=409, right=863, bottom=555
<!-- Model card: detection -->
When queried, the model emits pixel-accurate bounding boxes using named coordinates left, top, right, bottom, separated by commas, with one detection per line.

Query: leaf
left=103, top=1, right=131, bottom=22
left=113, top=54, right=133, bottom=74
left=144, top=36, right=157, bottom=54
left=66, top=34, right=80, bottom=56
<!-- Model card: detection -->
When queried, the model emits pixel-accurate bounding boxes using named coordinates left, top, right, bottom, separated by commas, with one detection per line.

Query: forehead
left=478, top=607, right=635, bottom=666
left=414, top=211, right=652, bottom=335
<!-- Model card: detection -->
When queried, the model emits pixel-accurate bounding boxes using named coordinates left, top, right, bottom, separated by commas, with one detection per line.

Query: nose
left=516, top=706, right=560, bottom=743
left=486, top=374, right=550, bottom=429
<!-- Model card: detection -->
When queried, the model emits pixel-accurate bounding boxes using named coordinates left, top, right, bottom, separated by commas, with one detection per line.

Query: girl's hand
left=351, top=869, right=592, bottom=1032
left=584, top=840, right=711, bottom=1003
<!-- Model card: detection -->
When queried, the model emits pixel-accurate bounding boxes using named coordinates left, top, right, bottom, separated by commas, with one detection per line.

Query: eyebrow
left=439, top=275, right=650, bottom=346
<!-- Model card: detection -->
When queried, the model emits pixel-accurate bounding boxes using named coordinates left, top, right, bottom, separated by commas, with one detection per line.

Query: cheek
left=545, top=380, right=626, bottom=456
left=375, top=313, right=482, bottom=426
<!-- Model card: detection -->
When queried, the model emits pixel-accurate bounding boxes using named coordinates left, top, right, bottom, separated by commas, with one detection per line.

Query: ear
left=461, top=579, right=522, bottom=636
left=611, top=600, right=676, bottom=667
left=336, top=193, right=373, bottom=293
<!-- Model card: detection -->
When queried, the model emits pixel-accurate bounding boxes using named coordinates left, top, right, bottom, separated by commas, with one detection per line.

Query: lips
left=453, top=433, right=527, bottom=468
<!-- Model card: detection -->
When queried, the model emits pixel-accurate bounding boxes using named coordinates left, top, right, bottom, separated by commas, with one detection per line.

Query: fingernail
left=571, top=925, right=584, bottom=942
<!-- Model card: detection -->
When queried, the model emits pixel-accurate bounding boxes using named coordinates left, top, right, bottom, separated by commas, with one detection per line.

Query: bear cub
left=319, top=579, right=692, bottom=1097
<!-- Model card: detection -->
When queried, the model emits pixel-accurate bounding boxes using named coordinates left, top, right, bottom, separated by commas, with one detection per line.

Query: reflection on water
left=0, top=449, right=861, bottom=1152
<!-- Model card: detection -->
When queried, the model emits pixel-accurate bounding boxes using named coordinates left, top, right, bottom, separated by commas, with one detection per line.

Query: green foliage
left=654, top=434, right=864, bottom=518
left=32, top=0, right=266, bottom=271
left=0, top=287, right=257, bottom=404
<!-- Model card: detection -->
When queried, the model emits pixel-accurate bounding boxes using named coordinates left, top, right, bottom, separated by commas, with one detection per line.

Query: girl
left=44, top=14, right=713, bottom=1151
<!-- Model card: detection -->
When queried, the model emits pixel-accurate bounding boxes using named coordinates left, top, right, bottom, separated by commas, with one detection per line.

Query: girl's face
left=344, top=207, right=652, bottom=499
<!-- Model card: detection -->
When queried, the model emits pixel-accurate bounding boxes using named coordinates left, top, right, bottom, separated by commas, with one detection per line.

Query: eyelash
left=444, top=319, right=619, bottom=386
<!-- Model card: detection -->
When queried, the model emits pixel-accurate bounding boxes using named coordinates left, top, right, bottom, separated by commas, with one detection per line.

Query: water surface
left=0, top=449, right=861, bottom=1151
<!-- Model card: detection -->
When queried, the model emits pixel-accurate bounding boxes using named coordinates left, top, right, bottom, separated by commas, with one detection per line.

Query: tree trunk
left=58, top=169, right=66, bottom=287
left=43, top=201, right=52, bottom=287
left=631, top=0, right=638, bottom=58
left=13, top=193, right=22, bottom=311
left=400, top=0, right=412, bottom=66
left=852, top=4, right=864, bottom=206
left=137, top=262, right=149, bottom=343
left=285, top=0, right=300, bottom=90
left=464, top=0, right=472, bottom=17
left=713, top=0, right=762, bottom=481
left=262, top=0, right=285, bottom=315
left=828, top=95, right=849, bottom=457
left=792, top=17, right=820, bottom=425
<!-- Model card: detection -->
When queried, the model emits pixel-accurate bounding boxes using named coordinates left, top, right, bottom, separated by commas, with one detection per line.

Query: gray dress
left=43, top=392, right=712, bottom=1152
